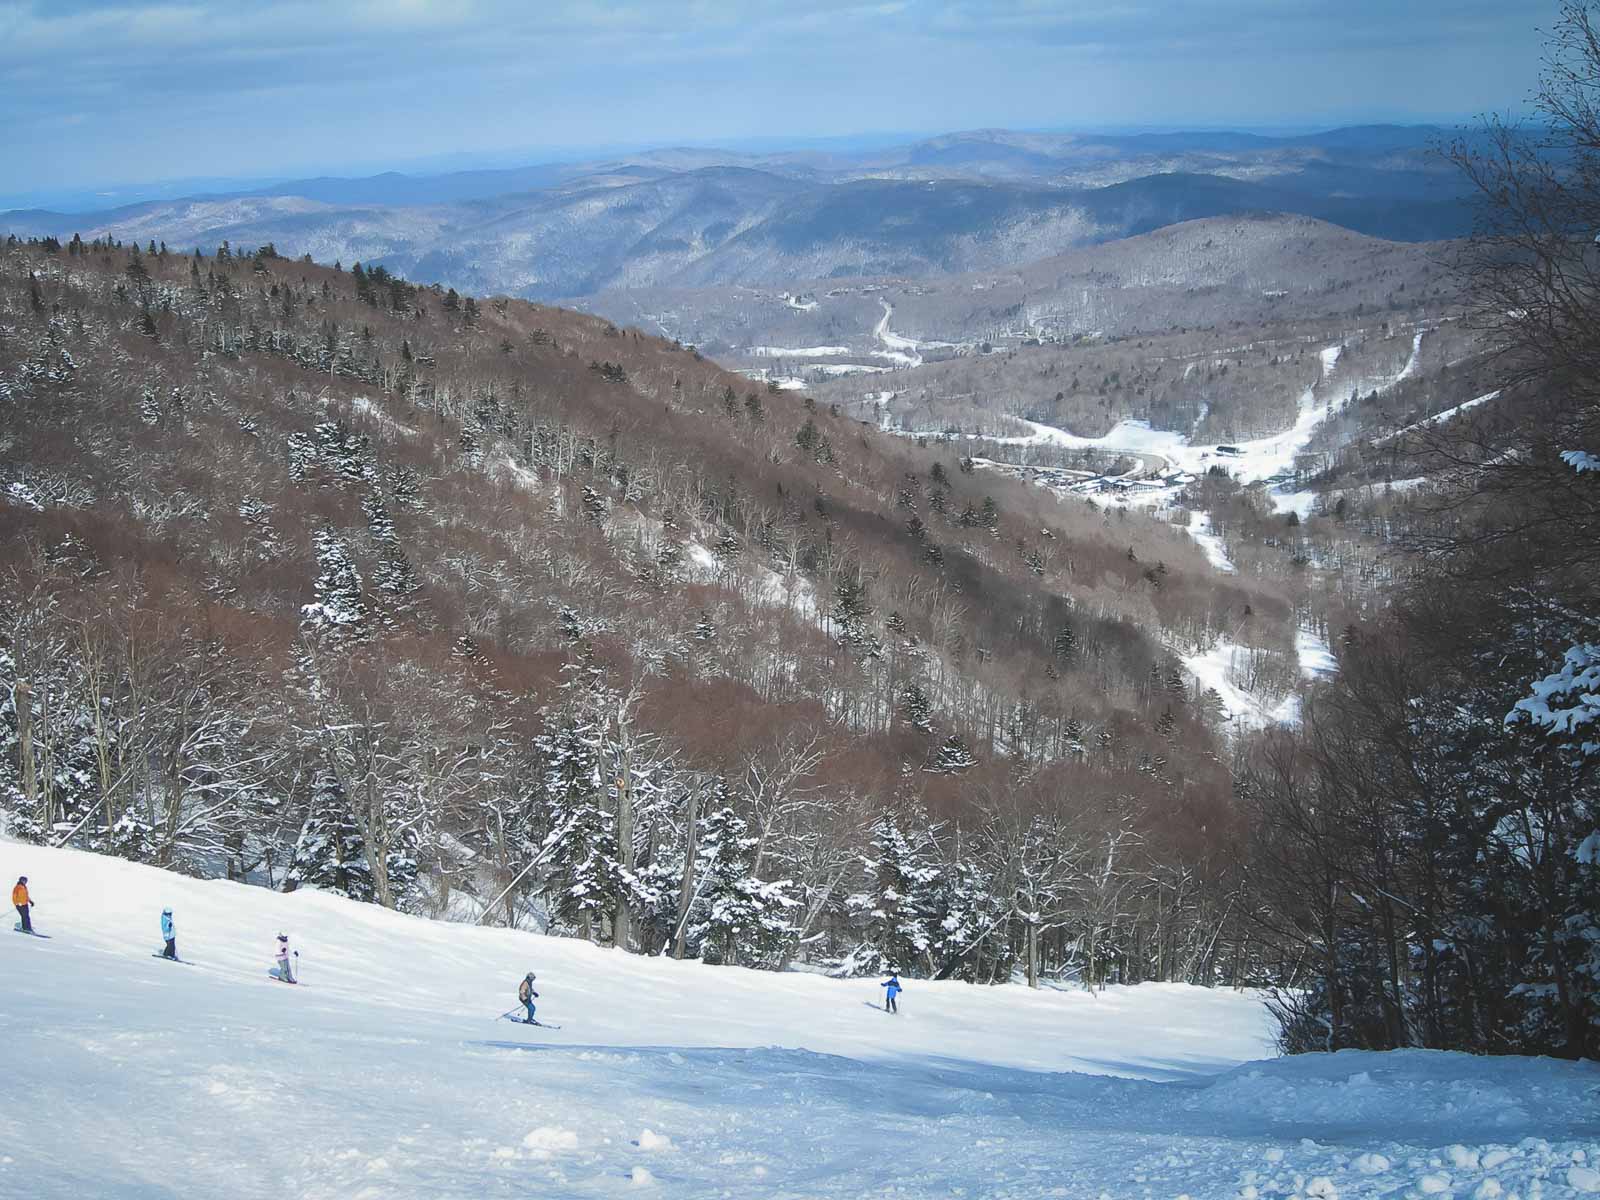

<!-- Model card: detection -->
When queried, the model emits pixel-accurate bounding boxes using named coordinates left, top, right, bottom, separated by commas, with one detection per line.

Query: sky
left=0, top=0, right=1557, bottom=201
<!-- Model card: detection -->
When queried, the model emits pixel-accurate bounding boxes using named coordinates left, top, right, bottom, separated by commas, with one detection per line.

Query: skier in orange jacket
left=13, top=876, right=34, bottom=934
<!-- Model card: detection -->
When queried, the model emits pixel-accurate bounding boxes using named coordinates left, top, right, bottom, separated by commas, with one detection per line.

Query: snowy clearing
left=4, top=843, right=1596, bottom=1199
left=1296, top=626, right=1339, bottom=679
left=1183, top=640, right=1301, bottom=731
left=749, top=344, right=852, bottom=358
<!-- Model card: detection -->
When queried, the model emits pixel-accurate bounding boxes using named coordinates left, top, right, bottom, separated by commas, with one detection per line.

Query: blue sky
left=0, top=0, right=1555, bottom=195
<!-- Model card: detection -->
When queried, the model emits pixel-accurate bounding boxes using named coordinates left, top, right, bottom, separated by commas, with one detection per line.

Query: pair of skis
left=13, top=922, right=50, bottom=939
left=500, top=1009, right=562, bottom=1029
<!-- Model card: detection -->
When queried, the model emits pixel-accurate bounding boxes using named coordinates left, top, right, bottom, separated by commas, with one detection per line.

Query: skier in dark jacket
left=160, top=908, right=177, bottom=959
left=881, top=972, right=902, bottom=1013
left=517, top=972, right=539, bottom=1024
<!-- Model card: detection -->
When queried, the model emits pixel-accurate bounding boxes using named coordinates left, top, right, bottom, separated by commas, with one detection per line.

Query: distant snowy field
left=3, top=842, right=1597, bottom=1199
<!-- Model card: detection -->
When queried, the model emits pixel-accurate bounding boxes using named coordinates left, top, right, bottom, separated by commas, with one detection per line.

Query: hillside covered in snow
left=5, top=841, right=1599, bottom=1199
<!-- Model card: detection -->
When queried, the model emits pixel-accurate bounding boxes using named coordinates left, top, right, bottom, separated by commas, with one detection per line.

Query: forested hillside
left=1231, top=11, right=1600, bottom=1061
left=0, top=235, right=1303, bottom=988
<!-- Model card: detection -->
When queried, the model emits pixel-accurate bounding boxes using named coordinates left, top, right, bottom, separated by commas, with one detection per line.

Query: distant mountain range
left=2, top=125, right=1481, bottom=301
left=586, top=213, right=1453, bottom=358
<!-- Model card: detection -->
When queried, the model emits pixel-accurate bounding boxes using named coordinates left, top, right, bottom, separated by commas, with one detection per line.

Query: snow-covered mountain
left=6, top=839, right=1598, bottom=1199
left=0, top=124, right=1479, bottom=302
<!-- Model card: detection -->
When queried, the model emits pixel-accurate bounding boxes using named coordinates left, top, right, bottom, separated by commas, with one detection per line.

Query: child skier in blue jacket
left=160, top=908, right=177, bottom=959
left=881, top=973, right=902, bottom=1013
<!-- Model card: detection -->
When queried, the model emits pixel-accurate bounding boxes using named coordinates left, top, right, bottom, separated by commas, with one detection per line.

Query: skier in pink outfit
left=274, top=933, right=296, bottom=984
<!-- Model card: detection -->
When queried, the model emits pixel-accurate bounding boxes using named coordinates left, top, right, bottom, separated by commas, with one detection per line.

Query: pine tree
left=1156, top=706, right=1178, bottom=741
left=1053, top=625, right=1077, bottom=662
left=364, top=492, right=422, bottom=626
left=311, top=419, right=375, bottom=486
left=287, top=763, right=374, bottom=900
left=928, top=855, right=1006, bottom=982
left=899, top=681, right=934, bottom=733
left=688, top=804, right=797, bottom=967
left=842, top=813, right=941, bottom=976
left=929, top=734, right=977, bottom=774
left=301, top=526, right=370, bottom=642
left=832, top=572, right=871, bottom=647
left=535, top=656, right=622, bottom=941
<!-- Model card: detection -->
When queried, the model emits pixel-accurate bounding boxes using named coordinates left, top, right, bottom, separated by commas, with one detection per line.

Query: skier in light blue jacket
left=160, top=908, right=177, bottom=960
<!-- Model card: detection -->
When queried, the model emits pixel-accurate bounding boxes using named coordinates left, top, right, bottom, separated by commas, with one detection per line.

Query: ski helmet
left=16, top=876, right=25, bottom=884
left=277, top=932, right=288, bottom=941
left=525, top=971, right=535, bottom=981
left=162, top=907, right=172, bottom=915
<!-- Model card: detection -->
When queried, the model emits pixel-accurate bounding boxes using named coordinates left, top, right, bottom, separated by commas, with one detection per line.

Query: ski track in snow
left=1186, top=510, right=1235, bottom=574
left=873, top=300, right=924, bottom=368
left=4, top=842, right=1599, bottom=1198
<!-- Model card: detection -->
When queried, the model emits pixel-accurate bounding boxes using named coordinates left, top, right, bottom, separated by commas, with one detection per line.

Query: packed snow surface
left=5, top=842, right=1597, bottom=1199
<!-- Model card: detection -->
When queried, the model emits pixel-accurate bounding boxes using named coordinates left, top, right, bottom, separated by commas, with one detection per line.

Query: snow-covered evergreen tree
left=301, top=526, right=370, bottom=642
left=688, top=803, right=797, bottom=967
left=364, top=491, right=422, bottom=627
left=535, top=654, right=622, bottom=941
left=928, top=733, right=977, bottom=774
left=841, top=813, right=941, bottom=976
left=929, top=855, right=1009, bottom=983
left=287, top=762, right=373, bottom=901
left=832, top=572, right=872, bottom=648
left=898, top=681, right=933, bottom=734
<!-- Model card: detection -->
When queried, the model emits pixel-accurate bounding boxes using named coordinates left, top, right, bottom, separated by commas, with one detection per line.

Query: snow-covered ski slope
left=4, top=842, right=1598, bottom=1199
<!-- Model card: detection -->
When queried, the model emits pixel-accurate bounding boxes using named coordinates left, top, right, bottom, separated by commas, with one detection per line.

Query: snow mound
left=523, top=1126, right=580, bottom=1153
left=1188, top=1049, right=1600, bottom=1144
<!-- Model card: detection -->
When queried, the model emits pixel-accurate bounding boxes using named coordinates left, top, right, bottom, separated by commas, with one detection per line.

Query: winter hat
left=162, top=907, right=172, bottom=915
left=525, top=972, right=535, bottom=981
left=17, top=876, right=25, bottom=884
left=277, top=933, right=288, bottom=941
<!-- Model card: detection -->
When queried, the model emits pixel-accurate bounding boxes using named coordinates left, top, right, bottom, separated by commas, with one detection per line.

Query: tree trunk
left=613, top=706, right=635, bottom=952
left=671, top=783, right=701, bottom=959
left=15, top=680, right=38, bottom=821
